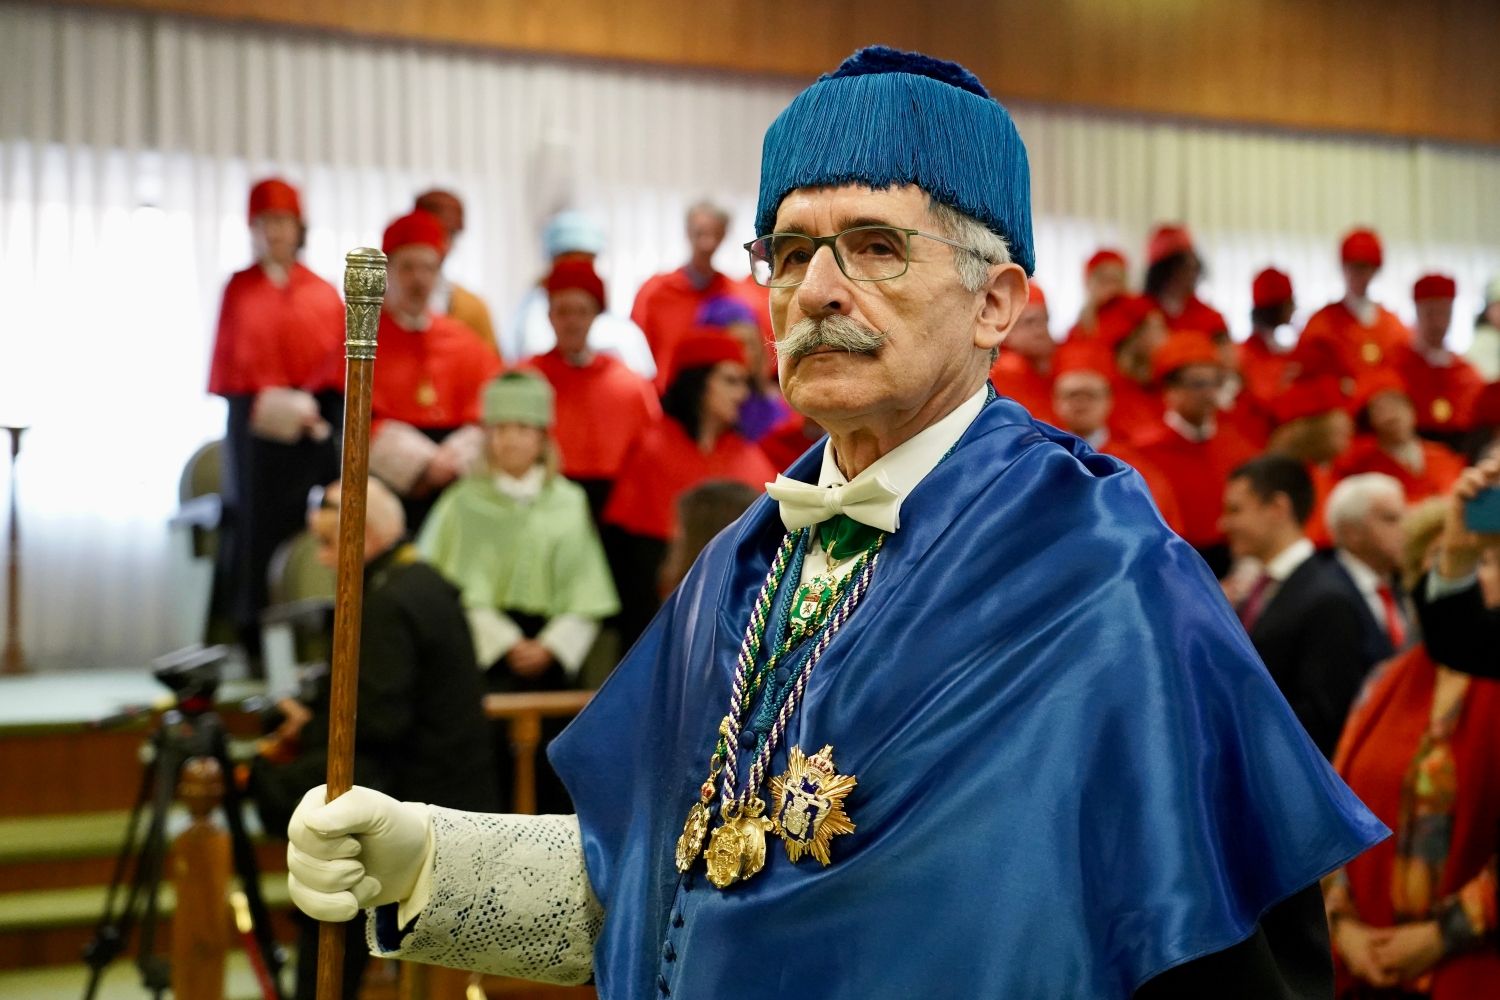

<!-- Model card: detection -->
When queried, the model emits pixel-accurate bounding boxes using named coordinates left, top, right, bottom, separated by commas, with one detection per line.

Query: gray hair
left=1325, top=472, right=1405, bottom=545
left=926, top=198, right=1012, bottom=292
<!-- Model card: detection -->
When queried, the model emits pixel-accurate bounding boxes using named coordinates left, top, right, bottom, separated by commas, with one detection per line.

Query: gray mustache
left=777, top=315, right=887, bottom=361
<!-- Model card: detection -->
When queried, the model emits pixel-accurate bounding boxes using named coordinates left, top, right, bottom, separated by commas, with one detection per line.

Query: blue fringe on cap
left=756, top=46, right=1034, bottom=275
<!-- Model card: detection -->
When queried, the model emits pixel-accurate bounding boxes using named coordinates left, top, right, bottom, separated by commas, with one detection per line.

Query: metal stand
left=80, top=702, right=287, bottom=1000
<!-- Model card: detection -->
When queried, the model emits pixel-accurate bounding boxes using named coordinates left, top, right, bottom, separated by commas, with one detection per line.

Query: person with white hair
left=1325, top=472, right=1412, bottom=655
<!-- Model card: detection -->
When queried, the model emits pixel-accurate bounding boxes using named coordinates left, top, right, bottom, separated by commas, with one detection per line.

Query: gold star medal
left=416, top=380, right=438, bottom=407
left=1432, top=397, right=1452, bottom=423
left=770, top=744, right=857, bottom=865
left=704, top=798, right=773, bottom=889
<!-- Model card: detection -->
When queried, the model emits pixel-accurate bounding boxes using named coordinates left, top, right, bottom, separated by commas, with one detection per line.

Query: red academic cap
left=1151, top=331, right=1220, bottom=383
left=1146, top=224, right=1195, bottom=266
left=1252, top=268, right=1294, bottom=309
left=248, top=178, right=302, bottom=223
left=1413, top=273, right=1457, bottom=301
left=1096, top=294, right=1158, bottom=349
left=1272, top=337, right=1355, bottom=423
left=1085, top=249, right=1126, bottom=275
left=1026, top=281, right=1046, bottom=308
left=1340, top=228, right=1383, bottom=268
left=382, top=210, right=450, bottom=258
left=1053, top=340, right=1114, bottom=380
left=669, top=331, right=747, bottom=386
left=544, top=259, right=607, bottom=311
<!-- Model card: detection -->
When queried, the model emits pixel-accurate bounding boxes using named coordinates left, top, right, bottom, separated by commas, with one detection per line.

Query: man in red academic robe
left=1335, top=370, right=1467, bottom=503
left=1393, top=273, right=1485, bottom=443
left=1095, top=293, right=1168, bottom=444
left=1051, top=340, right=1184, bottom=536
left=1238, top=267, right=1297, bottom=444
left=414, top=189, right=501, bottom=357
left=311, top=210, right=502, bottom=529
left=1141, top=224, right=1229, bottom=339
left=630, top=201, right=772, bottom=389
left=523, top=259, right=661, bottom=519
left=1066, top=248, right=1128, bottom=342
left=1135, top=331, right=1259, bottom=576
left=1297, top=228, right=1410, bottom=397
left=989, top=281, right=1058, bottom=424
left=207, top=177, right=344, bottom=651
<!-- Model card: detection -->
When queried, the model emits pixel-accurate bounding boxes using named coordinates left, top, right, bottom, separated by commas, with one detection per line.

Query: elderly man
left=287, top=48, right=1381, bottom=999
left=1324, top=472, right=1411, bottom=656
left=414, top=189, right=501, bottom=355
left=311, top=210, right=503, bottom=529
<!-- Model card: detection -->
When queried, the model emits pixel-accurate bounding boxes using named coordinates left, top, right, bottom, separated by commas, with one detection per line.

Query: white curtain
left=2, top=3, right=1498, bottom=670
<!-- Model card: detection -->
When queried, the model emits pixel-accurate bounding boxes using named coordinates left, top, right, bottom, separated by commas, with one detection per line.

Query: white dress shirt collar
left=1265, top=537, right=1316, bottom=582
left=1164, top=410, right=1218, bottom=443
left=814, top=385, right=989, bottom=529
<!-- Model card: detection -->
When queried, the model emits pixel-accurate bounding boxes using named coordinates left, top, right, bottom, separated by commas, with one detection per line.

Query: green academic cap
left=481, top=371, right=554, bottom=428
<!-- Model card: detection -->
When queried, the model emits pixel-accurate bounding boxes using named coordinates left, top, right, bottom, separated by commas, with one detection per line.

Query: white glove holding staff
left=287, top=785, right=432, bottom=922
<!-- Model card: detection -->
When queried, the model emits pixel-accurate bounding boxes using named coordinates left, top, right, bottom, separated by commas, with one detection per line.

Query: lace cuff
left=367, top=809, right=602, bottom=985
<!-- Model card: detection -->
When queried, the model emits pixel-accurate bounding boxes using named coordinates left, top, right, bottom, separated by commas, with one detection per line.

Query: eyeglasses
left=744, top=225, right=985, bottom=288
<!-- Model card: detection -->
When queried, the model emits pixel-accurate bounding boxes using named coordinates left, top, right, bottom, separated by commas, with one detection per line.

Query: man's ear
left=976, top=264, right=1029, bottom=352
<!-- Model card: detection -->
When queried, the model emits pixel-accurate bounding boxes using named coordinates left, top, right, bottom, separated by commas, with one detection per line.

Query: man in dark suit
left=1323, top=472, right=1411, bottom=663
left=1220, top=455, right=1383, bottom=757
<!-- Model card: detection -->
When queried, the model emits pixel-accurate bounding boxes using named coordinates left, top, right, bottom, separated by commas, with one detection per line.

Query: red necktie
left=1376, top=583, right=1407, bottom=649
left=1239, top=573, right=1274, bottom=632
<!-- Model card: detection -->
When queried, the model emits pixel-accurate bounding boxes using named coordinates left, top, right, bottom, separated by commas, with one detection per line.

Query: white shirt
left=1264, top=537, right=1317, bottom=584
left=798, top=385, right=987, bottom=587
left=1335, top=548, right=1389, bottom=630
left=1164, top=410, right=1217, bottom=444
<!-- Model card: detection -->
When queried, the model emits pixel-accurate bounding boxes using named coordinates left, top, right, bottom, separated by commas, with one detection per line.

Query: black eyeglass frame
left=743, top=225, right=987, bottom=288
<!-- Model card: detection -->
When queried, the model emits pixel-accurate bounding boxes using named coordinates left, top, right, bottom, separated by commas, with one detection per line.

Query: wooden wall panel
left=48, top=0, right=1500, bottom=146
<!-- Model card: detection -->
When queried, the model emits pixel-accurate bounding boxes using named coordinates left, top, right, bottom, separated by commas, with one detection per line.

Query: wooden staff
left=318, top=247, right=386, bottom=1000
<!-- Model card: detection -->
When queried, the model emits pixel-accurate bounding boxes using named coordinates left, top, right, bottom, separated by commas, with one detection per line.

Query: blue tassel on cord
left=755, top=45, right=1034, bottom=275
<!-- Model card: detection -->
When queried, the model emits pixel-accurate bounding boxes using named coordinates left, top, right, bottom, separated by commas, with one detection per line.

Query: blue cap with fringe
left=755, top=45, right=1034, bottom=275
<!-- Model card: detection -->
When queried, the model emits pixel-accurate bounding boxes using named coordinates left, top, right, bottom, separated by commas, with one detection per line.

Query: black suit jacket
left=1248, top=550, right=1387, bottom=758
left=1412, top=569, right=1500, bottom=678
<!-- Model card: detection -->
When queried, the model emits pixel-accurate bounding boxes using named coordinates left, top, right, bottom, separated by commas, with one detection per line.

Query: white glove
left=369, top=421, right=440, bottom=494
left=250, top=387, right=329, bottom=443
left=286, top=784, right=432, bottom=922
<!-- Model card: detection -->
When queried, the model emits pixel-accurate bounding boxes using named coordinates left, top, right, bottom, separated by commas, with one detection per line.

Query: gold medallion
left=675, top=802, right=711, bottom=873
left=770, top=744, right=857, bottom=866
left=703, top=799, right=773, bottom=889
left=1362, top=342, right=1382, bottom=364
left=1432, top=397, right=1453, bottom=423
left=416, top=380, right=438, bottom=407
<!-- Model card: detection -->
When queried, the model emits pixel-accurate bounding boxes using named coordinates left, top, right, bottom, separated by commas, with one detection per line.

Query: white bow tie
left=764, top=472, right=902, bottom=533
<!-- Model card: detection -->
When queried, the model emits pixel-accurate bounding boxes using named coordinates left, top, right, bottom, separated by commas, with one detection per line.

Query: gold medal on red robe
left=769, top=744, right=857, bottom=865
left=1362, top=342, right=1382, bottom=364
left=1432, top=397, right=1452, bottom=423
left=416, top=380, right=438, bottom=407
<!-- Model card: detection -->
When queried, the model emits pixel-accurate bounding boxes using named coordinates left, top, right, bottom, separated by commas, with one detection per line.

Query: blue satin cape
left=550, top=396, right=1386, bottom=999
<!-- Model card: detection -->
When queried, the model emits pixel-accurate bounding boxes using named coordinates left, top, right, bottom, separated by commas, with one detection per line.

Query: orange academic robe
left=1334, top=437, right=1468, bottom=504
left=603, top=417, right=776, bottom=542
left=525, top=349, right=661, bottom=483
left=1135, top=421, right=1259, bottom=552
left=1109, top=375, right=1166, bottom=446
left=989, top=352, right=1057, bottom=425
left=631, top=268, right=773, bottom=389
left=207, top=262, right=343, bottom=395
left=1391, top=343, right=1485, bottom=435
left=1298, top=301, right=1409, bottom=395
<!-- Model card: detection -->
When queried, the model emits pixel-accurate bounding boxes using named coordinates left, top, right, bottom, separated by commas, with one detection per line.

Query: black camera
left=151, top=644, right=230, bottom=713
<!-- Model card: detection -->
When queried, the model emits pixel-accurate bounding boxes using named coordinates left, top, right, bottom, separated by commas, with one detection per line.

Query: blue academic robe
left=550, top=395, right=1385, bottom=999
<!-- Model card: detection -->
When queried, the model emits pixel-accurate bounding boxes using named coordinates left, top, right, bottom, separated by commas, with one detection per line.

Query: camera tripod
left=81, top=701, right=287, bottom=1000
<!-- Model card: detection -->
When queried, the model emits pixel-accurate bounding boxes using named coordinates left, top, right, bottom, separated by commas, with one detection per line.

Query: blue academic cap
left=755, top=45, right=1034, bottom=275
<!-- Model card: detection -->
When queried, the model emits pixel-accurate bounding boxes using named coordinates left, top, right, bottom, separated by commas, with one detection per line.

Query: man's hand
left=1370, top=920, right=1444, bottom=984
left=1333, top=919, right=1397, bottom=988
left=506, top=639, right=555, bottom=678
left=1438, top=455, right=1500, bottom=580
left=287, top=785, right=431, bottom=922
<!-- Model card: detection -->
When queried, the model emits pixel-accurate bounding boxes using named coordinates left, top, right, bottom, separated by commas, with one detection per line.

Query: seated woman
left=418, top=371, right=619, bottom=809
left=1324, top=497, right=1500, bottom=998
left=603, top=332, right=775, bottom=645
